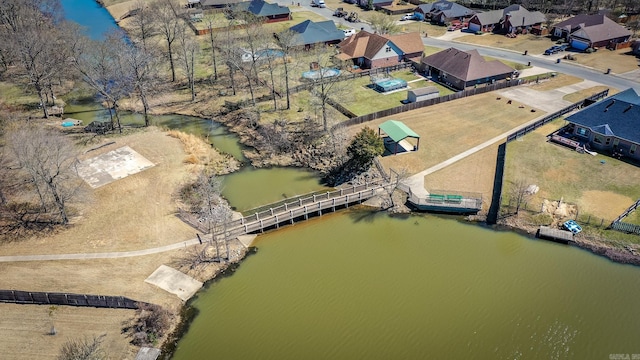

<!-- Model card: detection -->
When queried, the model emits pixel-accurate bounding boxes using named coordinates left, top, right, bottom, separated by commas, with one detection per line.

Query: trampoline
left=374, top=78, right=407, bottom=92
left=302, top=68, right=341, bottom=80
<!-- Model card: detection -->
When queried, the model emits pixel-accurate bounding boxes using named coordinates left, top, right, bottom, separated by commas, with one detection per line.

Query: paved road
left=281, top=1, right=640, bottom=92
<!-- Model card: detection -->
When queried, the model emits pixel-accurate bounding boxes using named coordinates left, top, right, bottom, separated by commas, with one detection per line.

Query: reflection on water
left=172, top=211, right=640, bottom=360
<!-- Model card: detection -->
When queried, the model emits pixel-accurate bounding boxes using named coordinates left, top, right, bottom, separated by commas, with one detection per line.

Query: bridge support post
left=346, top=194, right=349, bottom=208
left=275, top=214, right=279, bottom=228
left=270, top=208, right=274, bottom=216
left=318, top=203, right=322, bottom=216
left=332, top=198, right=336, bottom=212
left=304, top=206, right=308, bottom=220
left=299, top=199, right=302, bottom=206
left=259, top=220, right=264, bottom=233
left=290, top=210, right=294, bottom=224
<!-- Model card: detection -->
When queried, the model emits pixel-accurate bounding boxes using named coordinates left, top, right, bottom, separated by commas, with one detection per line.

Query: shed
left=378, top=120, right=420, bottom=155
left=407, top=86, right=439, bottom=103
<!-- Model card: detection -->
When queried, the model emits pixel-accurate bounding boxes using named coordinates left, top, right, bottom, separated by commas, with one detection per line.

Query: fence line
left=611, top=222, right=640, bottom=235
left=611, top=199, right=640, bottom=225
left=0, top=290, right=141, bottom=309
left=505, top=89, right=609, bottom=142
left=332, top=74, right=554, bottom=130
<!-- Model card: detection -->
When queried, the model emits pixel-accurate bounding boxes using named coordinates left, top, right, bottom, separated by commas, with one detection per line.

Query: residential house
left=467, top=5, right=546, bottom=35
left=335, top=31, right=423, bottom=69
left=200, top=0, right=243, bottom=9
left=286, top=20, right=345, bottom=47
left=357, top=0, right=393, bottom=10
left=414, top=1, right=475, bottom=24
left=564, top=88, right=640, bottom=162
left=421, top=47, right=515, bottom=90
left=234, top=0, right=291, bottom=23
left=552, top=14, right=631, bottom=50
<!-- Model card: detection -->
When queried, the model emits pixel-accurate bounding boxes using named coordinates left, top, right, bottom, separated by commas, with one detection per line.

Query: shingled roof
left=337, top=31, right=423, bottom=60
left=554, top=14, right=630, bottom=42
left=471, top=5, right=545, bottom=26
left=236, top=0, right=290, bottom=17
left=566, top=88, right=640, bottom=145
left=287, top=20, right=344, bottom=46
left=422, top=47, right=514, bottom=82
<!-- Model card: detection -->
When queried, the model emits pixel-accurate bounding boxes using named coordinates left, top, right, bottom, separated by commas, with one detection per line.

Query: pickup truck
left=311, top=0, right=325, bottom=7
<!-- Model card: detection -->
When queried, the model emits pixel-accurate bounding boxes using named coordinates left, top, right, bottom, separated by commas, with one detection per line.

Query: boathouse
left=378, top=120, right=420, bottom=155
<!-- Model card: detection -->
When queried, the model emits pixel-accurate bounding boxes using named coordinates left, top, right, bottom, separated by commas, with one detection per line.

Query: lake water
left=61, top=0, right=118, bottom=39
left=62, top=3, right=640, bottom=360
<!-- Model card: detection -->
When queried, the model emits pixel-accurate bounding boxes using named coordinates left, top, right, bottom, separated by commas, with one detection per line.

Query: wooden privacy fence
left=506, top=89, right=609, bottom=142
left=333, top=74, right=554, bottom=130
left=611, top=199, right=640, bottom=224
left=0, top=290, right=141, bottom=309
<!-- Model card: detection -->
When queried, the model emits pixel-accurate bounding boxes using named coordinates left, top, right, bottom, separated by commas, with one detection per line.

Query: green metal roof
left=379, top=120, right=420, bottom=143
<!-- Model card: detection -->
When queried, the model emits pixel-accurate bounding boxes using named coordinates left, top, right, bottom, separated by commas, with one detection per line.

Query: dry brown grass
left=166, top=129, right=239, bottom=173
left=562, top=86, right=617, bottom=103
left=455, top=33, right=554, bottom=55
left=423, top=143, right=500, bottom=211
left=0, top=127, right=239, bottom=359
left=351, top=92, right=544, bottom=175
left=527, top=74, right=582, bottom=91
left=0, top=303, right=136, bottom=360
left=568, top=48, right=640, bottom=74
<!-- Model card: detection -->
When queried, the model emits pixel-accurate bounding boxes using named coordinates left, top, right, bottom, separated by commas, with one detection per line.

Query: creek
left=62, top=3, right=640, bottom=359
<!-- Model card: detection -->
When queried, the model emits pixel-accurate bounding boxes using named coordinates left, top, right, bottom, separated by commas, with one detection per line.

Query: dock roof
left=379, top=120, right=420, bottom=143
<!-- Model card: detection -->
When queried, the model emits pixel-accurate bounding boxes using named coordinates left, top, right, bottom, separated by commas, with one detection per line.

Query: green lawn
left=340, top=71, right=453, bottom=116
left=503, top=118, right=640, bottom=243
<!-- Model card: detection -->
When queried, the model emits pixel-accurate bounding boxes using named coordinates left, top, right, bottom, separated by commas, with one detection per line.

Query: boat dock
left=536, top=226, right=574, bottom=244
left=405, top=189, right=483, bottom=214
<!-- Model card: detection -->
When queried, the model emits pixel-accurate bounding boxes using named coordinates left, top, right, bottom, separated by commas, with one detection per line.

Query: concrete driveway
left=497, top=79, right=603, bottom=113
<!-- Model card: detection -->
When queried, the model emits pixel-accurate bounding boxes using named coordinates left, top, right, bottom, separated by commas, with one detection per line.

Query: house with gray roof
left=421, top=47, right=515, bottom=90
left=200, top=0, right=243, bottom=9
left=357, top=0, right=393, bottom=10
left=286, top=20, right=345, bottom=47
left=552, top=14, right=631, bottom=50
left=414, top=1, right=475, bottom=25
left=467, top=5, right=546, bottom=35
left=235, top=0, right=291, bottom=22
left=564, top=88, right=640, bottom=162
left=335, top=31, right=424, bottom=69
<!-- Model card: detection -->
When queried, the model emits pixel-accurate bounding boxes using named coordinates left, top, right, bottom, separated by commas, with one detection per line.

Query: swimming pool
left=374, top=78, right=407, bottom=92
left=302, top=68, right=341, bottom=80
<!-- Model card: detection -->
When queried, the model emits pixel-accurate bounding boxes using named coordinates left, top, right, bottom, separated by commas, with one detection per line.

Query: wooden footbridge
left=184, top=179, right=389, bottom=240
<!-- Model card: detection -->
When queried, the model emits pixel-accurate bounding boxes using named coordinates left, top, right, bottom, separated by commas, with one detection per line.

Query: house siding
left=570, top=126, right=640, bottom=162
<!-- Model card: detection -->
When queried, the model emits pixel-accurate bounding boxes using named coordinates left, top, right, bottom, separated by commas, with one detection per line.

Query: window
left=385, top=47, right=391, bottom=52
left=594, top=135, right=602, bottom=144
left=577, top=127, right=588, bottom=136
left=605, top=137, right=611, bottom=145
left=613, top=138, right=619, bottom=147
left=631, top=144, right=637, bottom=155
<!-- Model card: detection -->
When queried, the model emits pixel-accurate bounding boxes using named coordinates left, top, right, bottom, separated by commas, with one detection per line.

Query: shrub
left=123, top=303, right=172, bottom=347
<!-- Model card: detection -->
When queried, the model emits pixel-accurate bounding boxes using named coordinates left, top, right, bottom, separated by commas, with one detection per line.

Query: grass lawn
left=346, top=92, right=545, bottom=175
left=455, top=33, right=554, bottom=55
left=564, top=48, right=640, bottom=74
left=527, top=74, right=582, bottom=91
left=503, top=118, right=640, bottom=241
left=341, top=70, right=454, bottom=116
left=398, top=21, right=447, bottom=37
left=562, top=86, right=617, bottom=103
left=424, top=45, right=442, bottom=56
left=423, top=143, right=500, bottom=211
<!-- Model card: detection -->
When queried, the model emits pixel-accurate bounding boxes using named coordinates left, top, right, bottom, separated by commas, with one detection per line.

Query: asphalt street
left=278, top=0, right=640, bottom=91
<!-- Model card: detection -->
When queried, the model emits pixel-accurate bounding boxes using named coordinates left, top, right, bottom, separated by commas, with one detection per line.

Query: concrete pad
left=77, top=146, right=154, bottom=188
left=145, top=265, right=202, bottom=301
left=237, top=234, right=257, bottom=248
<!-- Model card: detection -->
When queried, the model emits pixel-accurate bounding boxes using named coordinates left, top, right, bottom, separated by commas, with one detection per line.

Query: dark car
left=544, top=44, right=568, bottom=55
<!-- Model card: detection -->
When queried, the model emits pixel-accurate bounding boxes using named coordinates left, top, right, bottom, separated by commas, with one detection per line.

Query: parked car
left=343, top=28, right=356, bottom=37
left=311, top=0, right=325, bottom=7
left=544, top=45, right=568, bottom=55
left=563, top=220, right=582, bottom=234
left=401, top=13, right=415, bottom=21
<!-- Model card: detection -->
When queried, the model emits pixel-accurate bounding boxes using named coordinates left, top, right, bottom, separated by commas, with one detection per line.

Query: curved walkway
left=0, top=238, right=201, bottom=262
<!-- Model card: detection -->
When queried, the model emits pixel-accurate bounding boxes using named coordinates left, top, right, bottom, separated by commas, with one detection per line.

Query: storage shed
left=407, top=86, right=439, bottom=103
left=378, top=120, right=420, bottom=155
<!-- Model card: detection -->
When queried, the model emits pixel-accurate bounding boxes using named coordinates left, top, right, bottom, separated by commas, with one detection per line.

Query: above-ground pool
left=241, top=49, right=285, bottom=62
left=374, top=78, right=408, bottom=92
left=302, top=68, right=341, bottom=80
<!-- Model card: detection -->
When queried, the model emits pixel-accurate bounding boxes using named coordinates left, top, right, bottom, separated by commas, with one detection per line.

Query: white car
left=343, top=28, right=356, bottom=37
left=401, top=13, right=415, bottom=21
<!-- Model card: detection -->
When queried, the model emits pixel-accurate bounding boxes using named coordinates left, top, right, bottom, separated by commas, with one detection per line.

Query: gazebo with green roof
left=378, top=120, right=420, bottom=155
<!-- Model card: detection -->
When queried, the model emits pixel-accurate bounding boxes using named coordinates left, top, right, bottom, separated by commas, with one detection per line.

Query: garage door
left=468, top=22, right=480, bottom=32
left=570, top=38, right=590, bottom=51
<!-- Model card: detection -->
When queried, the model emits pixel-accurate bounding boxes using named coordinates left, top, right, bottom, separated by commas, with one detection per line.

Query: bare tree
left=73, top=31, right=133, bottom=132
left=275, top=29, right=298, bottom=110
left=8, top=126, right=84, bottom=225
left=151, top=0, right=184, bottom=82
left=509, top=178, right=532, bottom=215
left=369, top=12, right=400, bottom=35
left=129, top=0, right=157, bottom=52
left=177, top=25, right=199, bottom=102
left=57, top=334, right=107, bottom=360
left=308, top=46, right=350, bottom=131
left=205, top=17, right=220, bottom=81
left=121, top=42, right=159, bottom=127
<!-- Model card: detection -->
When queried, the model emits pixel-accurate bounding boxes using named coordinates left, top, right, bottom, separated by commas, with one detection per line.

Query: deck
left=536, top=226, right=574, bottom=243
left=406, top=191, right=483, bottom=214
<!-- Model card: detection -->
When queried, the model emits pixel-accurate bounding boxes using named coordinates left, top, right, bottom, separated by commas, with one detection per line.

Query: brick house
left=421, top=47, right=515, bottom=90
left=414, top=0, right=475, bottom=25
left=335, top=31, right=423, bottom=69
left=467, top=5, right=546, bottom=34
left=564, top=88, right=640, bottom=162
left=234, top=0, right=291, bottom=23
left=552, top=14, right=631, bottom=50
